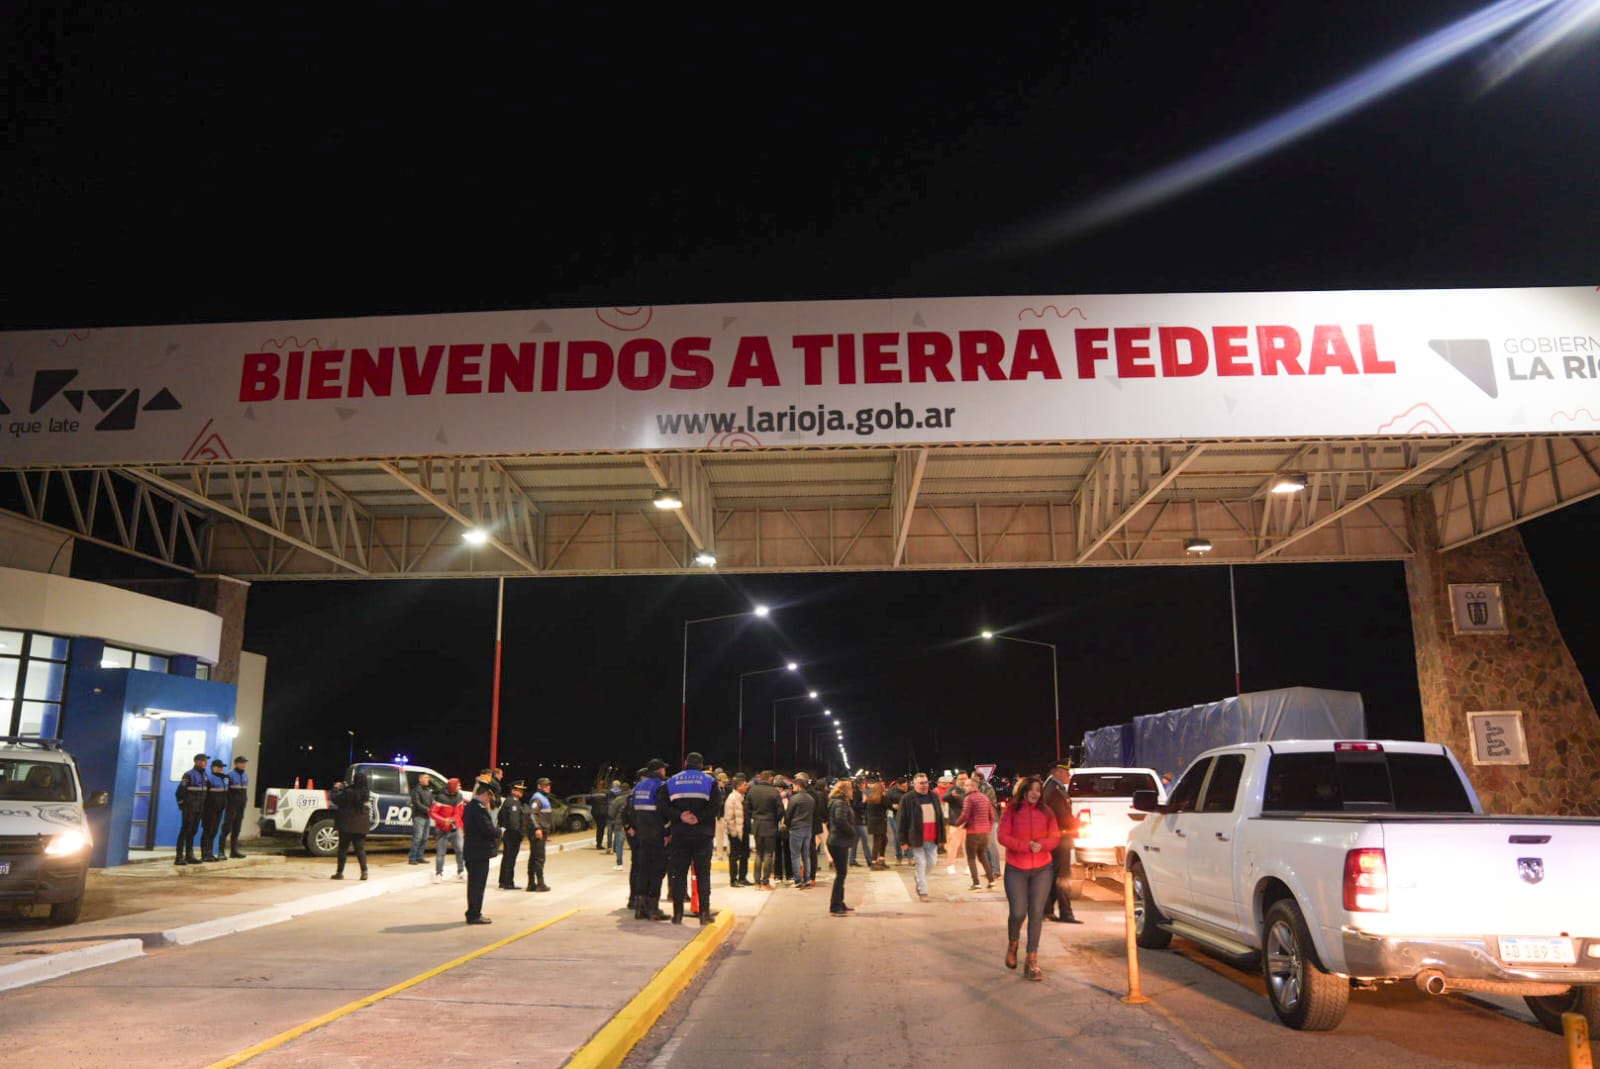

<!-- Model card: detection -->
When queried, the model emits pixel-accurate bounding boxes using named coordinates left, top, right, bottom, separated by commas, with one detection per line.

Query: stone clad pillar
left=1404, top=497, right=1600, bottom=816
left=194, top=574, right=250, bottom=685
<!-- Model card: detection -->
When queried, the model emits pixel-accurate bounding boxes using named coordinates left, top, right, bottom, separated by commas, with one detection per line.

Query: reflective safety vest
left=666, top=768, right=716, bottom=802
left=631, top=778, right=661, bottom=811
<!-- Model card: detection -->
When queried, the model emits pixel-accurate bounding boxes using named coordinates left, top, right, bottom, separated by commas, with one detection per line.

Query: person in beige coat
left=721, top=774, right=751, bottom=886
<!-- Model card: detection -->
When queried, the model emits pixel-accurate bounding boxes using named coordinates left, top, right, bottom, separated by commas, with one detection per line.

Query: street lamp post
left=794, top=708, right=835, bottom=768
left=981, top=630, right=1062, bottom=759
left=346, top=729, right=354, bottom=769
left=771, top=692, right=818, bottom=769
left=681, top=605, right=769, bottom=765
left=737, top=661, right=797, bottom=772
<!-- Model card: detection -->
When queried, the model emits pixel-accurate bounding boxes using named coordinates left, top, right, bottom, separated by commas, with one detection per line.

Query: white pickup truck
left=1125, top=739, right=1600, bottom=1032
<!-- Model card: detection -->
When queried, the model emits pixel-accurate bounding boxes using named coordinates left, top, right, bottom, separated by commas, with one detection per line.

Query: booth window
left=1, top=629, right=69, bottom=738
left=102, top=646, right=171, bottom=673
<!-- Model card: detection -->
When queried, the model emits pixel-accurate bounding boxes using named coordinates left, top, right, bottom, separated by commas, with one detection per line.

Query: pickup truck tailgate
left=1379, top=817, right=1600, bottom=936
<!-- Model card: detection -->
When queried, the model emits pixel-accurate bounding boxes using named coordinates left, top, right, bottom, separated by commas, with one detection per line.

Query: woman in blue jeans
left=826, top=780, right=858, bottom=914
left=996, top=776, right=1060, bottom=981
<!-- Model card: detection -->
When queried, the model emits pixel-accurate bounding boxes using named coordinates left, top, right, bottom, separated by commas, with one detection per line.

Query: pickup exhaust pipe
left=1414, top=970, right=1571, bottom=997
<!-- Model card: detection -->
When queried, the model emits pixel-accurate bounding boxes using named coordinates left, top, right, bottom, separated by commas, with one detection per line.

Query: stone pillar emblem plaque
left=1467, top=710, right=1528, bottom=766
left=1449, top=583, right=1506, bottom=634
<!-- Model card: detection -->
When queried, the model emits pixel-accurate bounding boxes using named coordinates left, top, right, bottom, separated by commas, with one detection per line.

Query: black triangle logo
left=88, top=388, right=126, bottom=412
left=29, top=369, right=78, bottom=413
left=1428, top=339, right=1497, bottom=399
left=143, top=387, right=182, bottom=411
left=63, top=389, right=85, bottom=413
left=96, top=389, right=140, bottom=431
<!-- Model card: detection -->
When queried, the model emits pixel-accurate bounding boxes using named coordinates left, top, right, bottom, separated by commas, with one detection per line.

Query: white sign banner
left=1, top=287, right=1597, bottom=465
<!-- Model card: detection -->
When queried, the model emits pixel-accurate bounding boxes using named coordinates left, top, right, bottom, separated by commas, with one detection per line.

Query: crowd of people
left=321, top=754, right=1089, bottom=978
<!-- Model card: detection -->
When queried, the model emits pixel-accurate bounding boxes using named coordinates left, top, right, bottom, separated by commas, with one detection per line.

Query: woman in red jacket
left=996, top=775, right=1060, bottom=981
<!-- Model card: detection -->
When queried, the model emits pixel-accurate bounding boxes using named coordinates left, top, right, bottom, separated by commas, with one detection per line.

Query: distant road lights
left=1270, top=473, right=1308, bottom=494
left=463, top=527, right=490, bottom=546
left=653, top=488, right=684, bottom=509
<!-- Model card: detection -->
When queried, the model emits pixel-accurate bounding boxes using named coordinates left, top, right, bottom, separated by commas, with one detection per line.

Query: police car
left=261, top=761, right=450, bottom=856
left=0, top=737, right=109, bottom=924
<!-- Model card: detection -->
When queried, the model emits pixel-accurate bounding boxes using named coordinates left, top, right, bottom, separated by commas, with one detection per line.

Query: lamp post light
left=771, top=692, right=819, bottom=769
left=980, top=629, right=1062, bottom=760
left=737, top=661, right=798, bottom=772
left=794, top=708, right=835, bottom=768
left=681, top=605, right=770, bottom=765
left=346, top=729, right=354, bottom=769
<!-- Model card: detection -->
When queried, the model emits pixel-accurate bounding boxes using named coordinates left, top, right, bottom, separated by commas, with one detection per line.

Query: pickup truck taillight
left=1076, top=808, right=1091, bottom=833
left=264, top=793, right=278, bottom=816
left=1343, top=848, right=1388, bottom=911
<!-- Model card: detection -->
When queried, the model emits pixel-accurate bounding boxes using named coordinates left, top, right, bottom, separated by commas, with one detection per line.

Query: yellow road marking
left=1142, top=995, right=1250, bottom=1069
left=205, top=908, right=581, bottom=1069
left=565, top=909, right=735, bottom=1069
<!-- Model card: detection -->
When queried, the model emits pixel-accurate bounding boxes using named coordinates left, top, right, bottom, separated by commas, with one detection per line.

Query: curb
left=564, top=909, right=735, bottom=1069
left=0, top=937, right=144, bottom=992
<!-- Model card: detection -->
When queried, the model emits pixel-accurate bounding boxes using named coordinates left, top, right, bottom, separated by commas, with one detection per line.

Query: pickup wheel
left=1262, top=899, right=1349, bottom=1030
left=1524, top=985, right=1600, bottom=1035
left=303, top=817, right=339, bottom=857
left=1128, top=859, right=1172, bottom=950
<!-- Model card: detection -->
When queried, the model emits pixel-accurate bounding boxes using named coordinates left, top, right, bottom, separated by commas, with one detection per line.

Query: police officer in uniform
left=202, top=758, right=230, bottom=861
left=660, top=751, right=720, bottom=925
left=631, top=759, right=670, bottom=921
left=525, top=777, right=554, bottom=892
left=175, top=753, right=209, bottom=865
left=1040, top=759, right=1083, bottom=923
left=221, top=755, right=249, bottom=859
left=497, top=780, right=529, bottom=889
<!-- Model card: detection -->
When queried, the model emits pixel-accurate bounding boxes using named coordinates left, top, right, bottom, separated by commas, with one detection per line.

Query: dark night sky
left=8, top=6, right=1599, bottom=790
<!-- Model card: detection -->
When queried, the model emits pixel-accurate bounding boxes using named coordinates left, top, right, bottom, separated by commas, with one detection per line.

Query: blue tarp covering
left=1082, top=686, right=1365, bottom=783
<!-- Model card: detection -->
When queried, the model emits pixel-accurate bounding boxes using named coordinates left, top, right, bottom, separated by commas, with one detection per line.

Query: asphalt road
left=0, top=844, right=1586, bottom=1068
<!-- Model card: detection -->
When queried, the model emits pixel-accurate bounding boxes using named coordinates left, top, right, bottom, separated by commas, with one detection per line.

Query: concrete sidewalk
left=0, top=832, right=607, bottom=991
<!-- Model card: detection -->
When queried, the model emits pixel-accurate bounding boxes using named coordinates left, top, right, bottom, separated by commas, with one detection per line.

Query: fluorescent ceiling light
left=463, top=527, right=490, bottom=545
left=694, top=550, right=717, bottom=566
left=1270, top=473, right=1307, bottom=494
left=1184, top=537, right=1213, bottom=554
left=653, top=488, right=683, bottom=509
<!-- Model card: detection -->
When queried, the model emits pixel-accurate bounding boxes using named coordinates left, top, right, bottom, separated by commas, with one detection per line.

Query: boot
left=186, top=852, right=200, bottom=865
left=174, top=854, right=187, bottom=866
left=1006, top=940, right=1019, bottom=970
left=360, top=868, right=368, bottom=881
left=671, top=900, right=685, bottom=925
left=648, top=897, right=669, bottom=921
left=534, top=882, right=551, bottom=892
left=330, top=870, right=344, bottom=880
left=1024, top=953, right=1043, bottom=981
left=698, top=909, right=715, bottom=925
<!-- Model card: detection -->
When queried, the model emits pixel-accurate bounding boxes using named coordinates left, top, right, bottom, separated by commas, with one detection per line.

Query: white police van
left=261, top=761, right=450, bottom=856
left=0, top=737, right=108, bottom=924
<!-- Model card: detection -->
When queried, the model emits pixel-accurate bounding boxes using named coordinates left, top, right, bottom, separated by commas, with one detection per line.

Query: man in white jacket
left=722, top=774, right=751, bottom=887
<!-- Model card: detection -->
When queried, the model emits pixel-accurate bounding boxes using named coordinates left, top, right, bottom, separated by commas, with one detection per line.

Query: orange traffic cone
left=690, top=868, right=701, bottom=913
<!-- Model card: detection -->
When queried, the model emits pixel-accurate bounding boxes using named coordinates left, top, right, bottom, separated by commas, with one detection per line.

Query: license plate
left=1498, top=936, right=1576, bottom=964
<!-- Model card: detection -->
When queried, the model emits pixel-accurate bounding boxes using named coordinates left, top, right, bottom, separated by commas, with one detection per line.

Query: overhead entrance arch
left=3, top=286, right=1597, bottom=814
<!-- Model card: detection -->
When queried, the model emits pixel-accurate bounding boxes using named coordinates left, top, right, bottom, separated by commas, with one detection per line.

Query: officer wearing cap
left=622, top=768, right=648, bottom=912
left=175, top=753, right=210, bottom=865
left=202, top=758, right=230, bottom=861
left=1040, top=758, right=1082, bottom=924
left=221, top=756, right=249, bottom=859
left=660, top=751, right=720, bottom=925
left=497, top=780, right=529, bottom=890
left=525, top=776, right=554, bottom=892
left=630, top=759, right=670, bottom=920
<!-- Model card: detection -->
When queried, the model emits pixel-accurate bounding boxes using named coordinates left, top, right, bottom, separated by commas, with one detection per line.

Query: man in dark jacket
left=631, top=759, right=671, bottom=920
left=526, top=777, right=555, bottom=892
left=174, top=752, right=209, bottom=866
left=745, top=771, right=783, bottom=889
left=463, top=783, right=499, bottom=924
left=660, top=751, right=720, bottom=924
left=783, top=774, right=817, bottom=887
left=201, top=758, right=230, bottom=862
left=408, top=772, right=435, bottom=864
left=897, top=772, right=946, bottom=901
left=497, top=781, right=529, bottom=889
left=1040, top=760, right=1082, bottom=923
